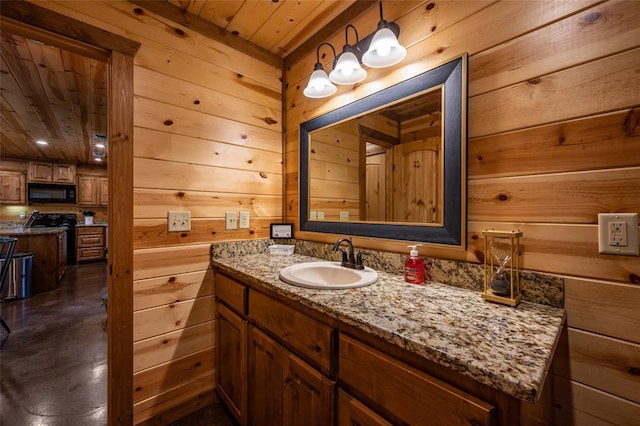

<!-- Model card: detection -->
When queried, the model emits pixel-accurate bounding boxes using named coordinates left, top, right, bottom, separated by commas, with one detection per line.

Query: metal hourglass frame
left=482, top=229, right=523, bottom=307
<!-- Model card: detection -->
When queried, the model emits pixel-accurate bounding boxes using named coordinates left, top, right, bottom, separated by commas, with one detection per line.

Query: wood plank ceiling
left=0, top=0, right=365, bottom=167
left=0, top=31, right=108, bottom=166
left=168, top=0, right=358, bottom=57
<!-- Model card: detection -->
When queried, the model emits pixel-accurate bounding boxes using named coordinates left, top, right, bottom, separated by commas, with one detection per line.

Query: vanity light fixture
left=303, top=1, right=405, bottom=99
left=329, top=25, right=367, bottom=85
left=303, top=42, right=338, bottom=99
left=362, top=2, right=407, bottom=68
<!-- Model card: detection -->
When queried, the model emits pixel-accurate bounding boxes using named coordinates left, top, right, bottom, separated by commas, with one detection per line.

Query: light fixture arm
left=315, top=41, right=337, bottom=68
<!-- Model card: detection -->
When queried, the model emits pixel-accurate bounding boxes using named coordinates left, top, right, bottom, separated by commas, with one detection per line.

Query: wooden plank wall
left=32, top=1, right=282, bottom=423
left=285, top=1, right=640, bottom=423
left=309, top=121, right=360, bottom=221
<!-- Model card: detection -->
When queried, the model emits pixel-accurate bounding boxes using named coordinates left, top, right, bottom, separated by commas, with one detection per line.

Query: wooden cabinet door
left=282, top=352, right=335, bottom=426
left=337, top=389, right=391, bottom=426
left=57, top=231, right=67, bottom=281
left=248, top=326, right=283, bottom=426
left=217, top=303, right=247, bottom=425
left=52, top=163, right=76, bottom=183
left=98, top=177, right=108, bottom=206
left=77, top=176, right=97, bottom=205
left=28, top=161, right=53, bottom=182
left=0, top=172, right=26, bottom=203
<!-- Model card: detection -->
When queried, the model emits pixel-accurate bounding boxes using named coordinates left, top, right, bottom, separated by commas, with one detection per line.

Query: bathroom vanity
left=212, top=252, right=565, bottom=425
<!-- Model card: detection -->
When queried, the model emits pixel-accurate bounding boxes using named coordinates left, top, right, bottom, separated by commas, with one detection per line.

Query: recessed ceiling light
left=36, top=140, right=48, bottom=146
left=94, top=157, right=103, bottom=162
left=94, top=143, right=106, bottom=149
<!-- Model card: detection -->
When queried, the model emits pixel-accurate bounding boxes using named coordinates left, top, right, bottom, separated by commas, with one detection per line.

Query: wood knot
left=174, top=28, right=185, bottom=37
left=247, top=159, right=253, bottom=164
left=558, top=135, right=566, bottom=145
left=193, top=99, right=200, bottom=105
left=426, top=3, right=435, bottom=10
left=628, top=367, right=640, bottom=376
left=163, top=340, right=169, bottom=345
left=176, top=192, right=185, bottom=198
left=582, top=12, right=601, bottom=25
left=195, top=361, right=201, bottom=367
left=175, top=320, right=181, bottom=326
left=168, top=276, right=176, bottom=283
left=135, top=386, right=142, bottom=392
left=310, top=149, right=316, bottom=154
left=241, top=134, right=248, bottom=140
left=163, top=119, right=174, bottom=126
left=250, top=230, right=255, bottom=235
left=133, top=8, right=144, bottom=15
left=477, top=155, right=483, bottom=161
left=435, top=47, right=445, bottom=54
left=259, top=172, right=267, bottom=179
left=347, top=158, right=351, bottom=163
left=471, top=234, right=478, bottom=240
left=527, top=77, right=541, bottom=85
left=264, top=117, right=278, bottom=125
left=629, top=273, right=640, bottom=284
left=496, top=193, right=509, bottom=201
left=431, top=26, right=437, bottom=32
left=181, top=233, right=187, bottom=237
left=314, top=345, right=322, bottom=352
left=38, top=63, right=47, bottom=68
left=232, top=31, right=240, bottom=36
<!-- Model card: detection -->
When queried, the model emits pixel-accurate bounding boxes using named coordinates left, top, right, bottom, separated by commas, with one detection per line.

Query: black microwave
left=27, top=183, right=77, bottom=204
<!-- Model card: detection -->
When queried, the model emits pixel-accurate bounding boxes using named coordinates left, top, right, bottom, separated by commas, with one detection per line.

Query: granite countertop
left=0, top=227, right=67, bottom=236
left=212, top=253, right=566, bottom=403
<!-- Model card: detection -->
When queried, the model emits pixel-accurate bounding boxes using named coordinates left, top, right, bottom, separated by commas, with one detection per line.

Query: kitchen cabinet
left=77, top=175, right=108, bottom=206
left=77, top=226, right=106, bottom=262
left=217, top=303, right=247, bottom=425
left=28, top=161, right=75, bottom=183
left=0, top=171, right=26, bottom=203
left=0, top=229, right=66, bottom=294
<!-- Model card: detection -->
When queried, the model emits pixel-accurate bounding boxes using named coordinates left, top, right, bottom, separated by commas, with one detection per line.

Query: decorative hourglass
left=482, top=230, right=522, bottom=306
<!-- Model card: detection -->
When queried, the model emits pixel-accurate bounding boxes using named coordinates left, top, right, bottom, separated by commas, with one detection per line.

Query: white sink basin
left=279, top=262, right=378, bottom=289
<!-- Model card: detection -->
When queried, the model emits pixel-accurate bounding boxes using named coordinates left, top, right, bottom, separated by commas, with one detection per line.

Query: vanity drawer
left=216, top=273, right=247, bottom=315
left=339, top=334, right=496, bottom=426
left=249, top=290, right=333, bottom=373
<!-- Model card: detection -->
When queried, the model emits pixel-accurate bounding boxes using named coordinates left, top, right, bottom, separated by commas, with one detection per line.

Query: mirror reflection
left=299, top=55, right=466, bottom=246
left=308, top=87, right=443, bottom=225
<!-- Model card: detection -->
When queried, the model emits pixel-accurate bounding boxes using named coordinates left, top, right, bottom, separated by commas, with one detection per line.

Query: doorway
left=0, top=3, right=137, bottom=423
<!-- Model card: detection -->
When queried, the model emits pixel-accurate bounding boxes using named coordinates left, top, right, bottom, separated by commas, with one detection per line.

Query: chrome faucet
left=332, top=237, right=366, bottom=270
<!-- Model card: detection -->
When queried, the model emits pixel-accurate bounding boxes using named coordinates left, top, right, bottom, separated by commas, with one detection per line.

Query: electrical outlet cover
left=239, top=211, right=250, bottom=229
left=598, top=213, right=639, bottom=255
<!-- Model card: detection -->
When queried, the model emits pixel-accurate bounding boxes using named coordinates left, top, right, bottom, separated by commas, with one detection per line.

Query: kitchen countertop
left=0, top=227, right=66, bottom=236
left=212, top=253, right=566, bottom=403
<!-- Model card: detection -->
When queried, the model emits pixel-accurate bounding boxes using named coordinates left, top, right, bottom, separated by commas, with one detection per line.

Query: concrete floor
left=0, top=262, right=233, bottom=426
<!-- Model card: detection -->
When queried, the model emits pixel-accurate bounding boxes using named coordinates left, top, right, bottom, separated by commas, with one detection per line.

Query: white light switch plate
left=167, top=211, right=191, bottom=232
left=598, top=213, right=639, bottom=255
left=225, top=212, right=237, bottom=230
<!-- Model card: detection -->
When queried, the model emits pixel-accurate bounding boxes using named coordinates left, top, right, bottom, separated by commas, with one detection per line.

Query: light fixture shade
left=330, top=50, right=367, bottom=85
left=303, top=64, right=337, bottom=98
left=362, top=27, right=406, bottom=68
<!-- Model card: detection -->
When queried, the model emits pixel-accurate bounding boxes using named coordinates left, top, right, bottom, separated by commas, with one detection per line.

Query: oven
left=27, top=213, right=77, bottom=265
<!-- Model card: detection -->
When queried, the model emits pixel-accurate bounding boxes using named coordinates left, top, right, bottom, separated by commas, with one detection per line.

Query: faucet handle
left=356, top=251, right=369, bottom=269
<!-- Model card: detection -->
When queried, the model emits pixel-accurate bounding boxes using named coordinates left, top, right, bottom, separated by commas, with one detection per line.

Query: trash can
left=0, top=252, right=33, bottom=300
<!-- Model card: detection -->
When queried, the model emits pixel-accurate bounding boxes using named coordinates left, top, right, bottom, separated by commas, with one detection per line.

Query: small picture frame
left=270, top=223, right=294, bottom=239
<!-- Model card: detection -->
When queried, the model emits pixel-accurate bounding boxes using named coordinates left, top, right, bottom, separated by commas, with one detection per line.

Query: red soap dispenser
left=404, top=245, right=425, bottom=284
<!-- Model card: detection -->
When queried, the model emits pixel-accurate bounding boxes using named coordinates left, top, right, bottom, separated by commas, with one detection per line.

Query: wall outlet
left=225, top=212, right=237, bottom=230
left=598, top=213, right=639, bottom=255
left=317, top=212, right=325, bottom=220
left=239, top=211, right=250, bottom=229
left=340, top=211, right=349, bottom=221
left=167, top=211, right=191, bottom=232
left=310, top=211, right=317, bottom=220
